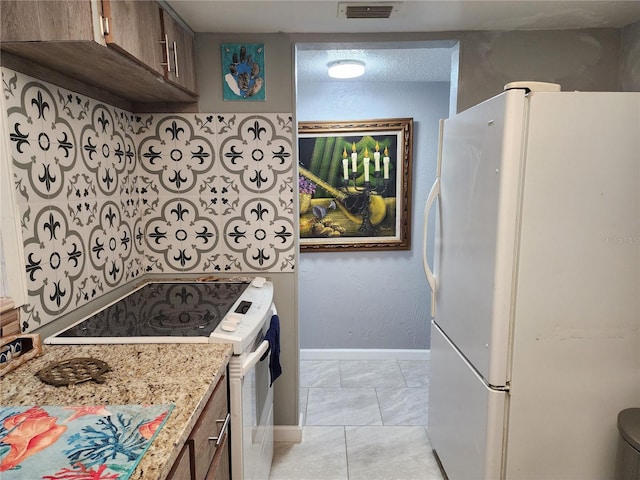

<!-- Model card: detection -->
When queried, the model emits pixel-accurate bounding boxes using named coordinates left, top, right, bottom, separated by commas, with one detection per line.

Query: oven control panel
left=210, top=277, right=274, bottom=354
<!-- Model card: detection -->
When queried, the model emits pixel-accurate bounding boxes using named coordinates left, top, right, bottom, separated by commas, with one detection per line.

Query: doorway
left=294, top=41, right=459, bottom=355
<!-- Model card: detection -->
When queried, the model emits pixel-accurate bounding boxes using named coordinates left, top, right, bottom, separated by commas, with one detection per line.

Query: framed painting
left=221, top=43, right=265, bottom=100
left=298, top=118, right=413, bottom=252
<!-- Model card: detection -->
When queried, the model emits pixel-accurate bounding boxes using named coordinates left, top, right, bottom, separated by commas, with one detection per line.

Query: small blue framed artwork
left=221, top=43, right=265, bottom=101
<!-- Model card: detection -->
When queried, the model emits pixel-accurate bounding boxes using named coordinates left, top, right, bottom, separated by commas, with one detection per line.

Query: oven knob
left=251, top=276, right=266, bottom=287
left=227, top=313, right=242, bottom=324
left=220, top=321, right=237, bottom=332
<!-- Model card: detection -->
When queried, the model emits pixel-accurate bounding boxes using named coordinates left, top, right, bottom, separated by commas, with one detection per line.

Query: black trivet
left=36, top=357, right=110, bottom=386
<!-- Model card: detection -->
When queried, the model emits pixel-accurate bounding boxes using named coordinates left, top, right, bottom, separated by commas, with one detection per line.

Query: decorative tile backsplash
left=2, top=68, right=295, bottom=333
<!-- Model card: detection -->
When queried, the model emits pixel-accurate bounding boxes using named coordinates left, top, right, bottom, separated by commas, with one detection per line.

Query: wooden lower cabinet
left=167, top=443, right=192, bottom=480
left=167, top=375, right=230, bottom=480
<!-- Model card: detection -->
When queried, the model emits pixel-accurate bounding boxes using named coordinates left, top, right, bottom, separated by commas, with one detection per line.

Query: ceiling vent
left=338, top=3, right=400, bottom=19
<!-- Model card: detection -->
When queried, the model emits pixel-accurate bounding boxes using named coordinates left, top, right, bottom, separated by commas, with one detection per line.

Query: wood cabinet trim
left=189, top=374, right=229, bottom=480
left=166, top=442, right=192, bottom=480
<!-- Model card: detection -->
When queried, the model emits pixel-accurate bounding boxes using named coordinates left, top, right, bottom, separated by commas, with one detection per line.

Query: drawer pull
left=173, top=41, right=179, bottom=78
left=160, top=34, right=171, bottom=72
left=208, top=413, right=230, bottom=447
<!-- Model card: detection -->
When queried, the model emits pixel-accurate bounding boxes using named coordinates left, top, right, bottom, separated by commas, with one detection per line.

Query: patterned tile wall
left=2, top=68, right=295, bottom=333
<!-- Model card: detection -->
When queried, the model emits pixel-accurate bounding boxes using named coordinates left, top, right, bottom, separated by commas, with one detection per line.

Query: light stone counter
left=1, top=343, right=233, bottom=480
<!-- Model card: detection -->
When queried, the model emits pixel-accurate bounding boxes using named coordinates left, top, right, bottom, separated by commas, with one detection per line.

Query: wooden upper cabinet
left=160, top=9, right=198, bottom=95
left=1, top=1, right=94, bottom=42
left=0, top=0, right=198, bottom=105
left=101, top=0, right=164, bottom=76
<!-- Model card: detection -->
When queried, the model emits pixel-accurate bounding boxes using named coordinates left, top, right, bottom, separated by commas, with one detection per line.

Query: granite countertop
left=1, top=342, right=233, bottom=480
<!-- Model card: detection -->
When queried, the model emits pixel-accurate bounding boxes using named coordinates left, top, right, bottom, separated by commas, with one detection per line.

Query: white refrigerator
left=422, top=84, right=640, bottom=480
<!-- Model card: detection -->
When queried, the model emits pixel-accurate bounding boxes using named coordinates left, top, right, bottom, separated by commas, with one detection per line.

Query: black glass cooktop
left=58, top=282, right=249, bottom=338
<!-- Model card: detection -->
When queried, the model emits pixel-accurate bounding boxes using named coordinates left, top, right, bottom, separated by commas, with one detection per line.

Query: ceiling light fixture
left=327, top=60, right=365, bottom=79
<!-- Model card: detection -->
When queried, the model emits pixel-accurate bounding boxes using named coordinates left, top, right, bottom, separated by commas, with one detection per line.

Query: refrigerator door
left=428, top=322, right=506, bottom=480
left=434, top=89, right=527, bottom=386
left=504, top=91, right=640, bottom=479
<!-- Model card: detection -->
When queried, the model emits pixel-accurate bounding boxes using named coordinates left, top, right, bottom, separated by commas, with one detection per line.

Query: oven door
left=242, top=340, right=273, bottom=480
left=229, top=305, right=275, bottom=480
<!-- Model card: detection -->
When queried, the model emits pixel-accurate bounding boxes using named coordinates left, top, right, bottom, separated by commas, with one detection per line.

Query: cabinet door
left=208, top=435, right=229, bottom=480
left=160, top=9, right=198, bottom=94
left=166, top=442, right=193, bottom=480
left=1, top=0, right=93, bottom=42
left=101, top=0, right=164, bottom=76
left=191, top=376, right=229, bottom=480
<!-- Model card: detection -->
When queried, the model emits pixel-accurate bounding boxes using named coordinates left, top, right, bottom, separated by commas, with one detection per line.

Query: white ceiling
left=164, top=1, right=640, bottom=84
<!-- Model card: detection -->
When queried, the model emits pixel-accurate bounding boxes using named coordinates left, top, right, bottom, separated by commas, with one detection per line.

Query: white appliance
left=422, top=84, right=640, bottom=479
left=229, top=304, right=276, bottom=480
left=46, top=277, right=276, bottom=480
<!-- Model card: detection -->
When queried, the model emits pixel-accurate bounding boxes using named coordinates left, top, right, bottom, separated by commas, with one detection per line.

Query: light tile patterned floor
left=269, top=359, right=445, bottom=480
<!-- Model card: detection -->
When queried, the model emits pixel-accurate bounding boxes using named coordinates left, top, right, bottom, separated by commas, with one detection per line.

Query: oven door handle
left=241, top=339, right=269, bottom=377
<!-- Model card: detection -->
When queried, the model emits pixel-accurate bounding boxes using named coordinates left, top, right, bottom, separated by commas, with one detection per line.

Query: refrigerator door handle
left=423, top=176, right=440, bottom=318
left=423, top=119, right=445, bottom=319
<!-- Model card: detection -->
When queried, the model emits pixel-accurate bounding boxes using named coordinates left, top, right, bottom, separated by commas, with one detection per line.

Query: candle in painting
left=374, top=142, right=381, bottom=172
left=363, top=148, right=370, bottom=182
left=351, top=142, right=358, bottom=173
left=342, top=148, right=349, bottom=180
left=383, top=146, right=390, bottom=179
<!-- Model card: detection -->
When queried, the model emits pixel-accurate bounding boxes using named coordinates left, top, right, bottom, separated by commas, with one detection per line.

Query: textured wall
left=621, top=21, right=640, bottom=91
left=297, top=81, right=451, bottom=349
left=455, top=28, right=623, bottom=110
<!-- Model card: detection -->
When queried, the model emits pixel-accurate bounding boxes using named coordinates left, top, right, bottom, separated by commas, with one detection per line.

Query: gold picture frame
left=298, top=118, right=413, bottom=251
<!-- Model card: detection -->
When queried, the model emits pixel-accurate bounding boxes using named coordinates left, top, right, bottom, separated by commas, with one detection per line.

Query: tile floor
left=269, top=359, right=445, bottom=480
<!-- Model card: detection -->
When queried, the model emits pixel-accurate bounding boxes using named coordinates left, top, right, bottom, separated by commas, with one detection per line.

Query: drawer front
left=191, top=375, right=229, bottom=480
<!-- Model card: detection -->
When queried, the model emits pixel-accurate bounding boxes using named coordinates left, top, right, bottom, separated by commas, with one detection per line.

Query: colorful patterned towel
left=0, top=404, right=174, bottom=479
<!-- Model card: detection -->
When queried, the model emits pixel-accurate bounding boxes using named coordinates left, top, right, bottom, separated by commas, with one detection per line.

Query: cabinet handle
left=100, top=16, right=110, bottom=36
left=160, top=34, right=171, bottom=73
left=208, top=413, right=230, bottom=448
left=172, top=41, right=179, bottom=78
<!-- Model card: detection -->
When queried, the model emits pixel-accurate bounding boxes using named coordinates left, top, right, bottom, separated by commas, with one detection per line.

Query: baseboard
left=273, top=414, right=303, bottom=443
left=300, top=348, right=430, bottom=361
